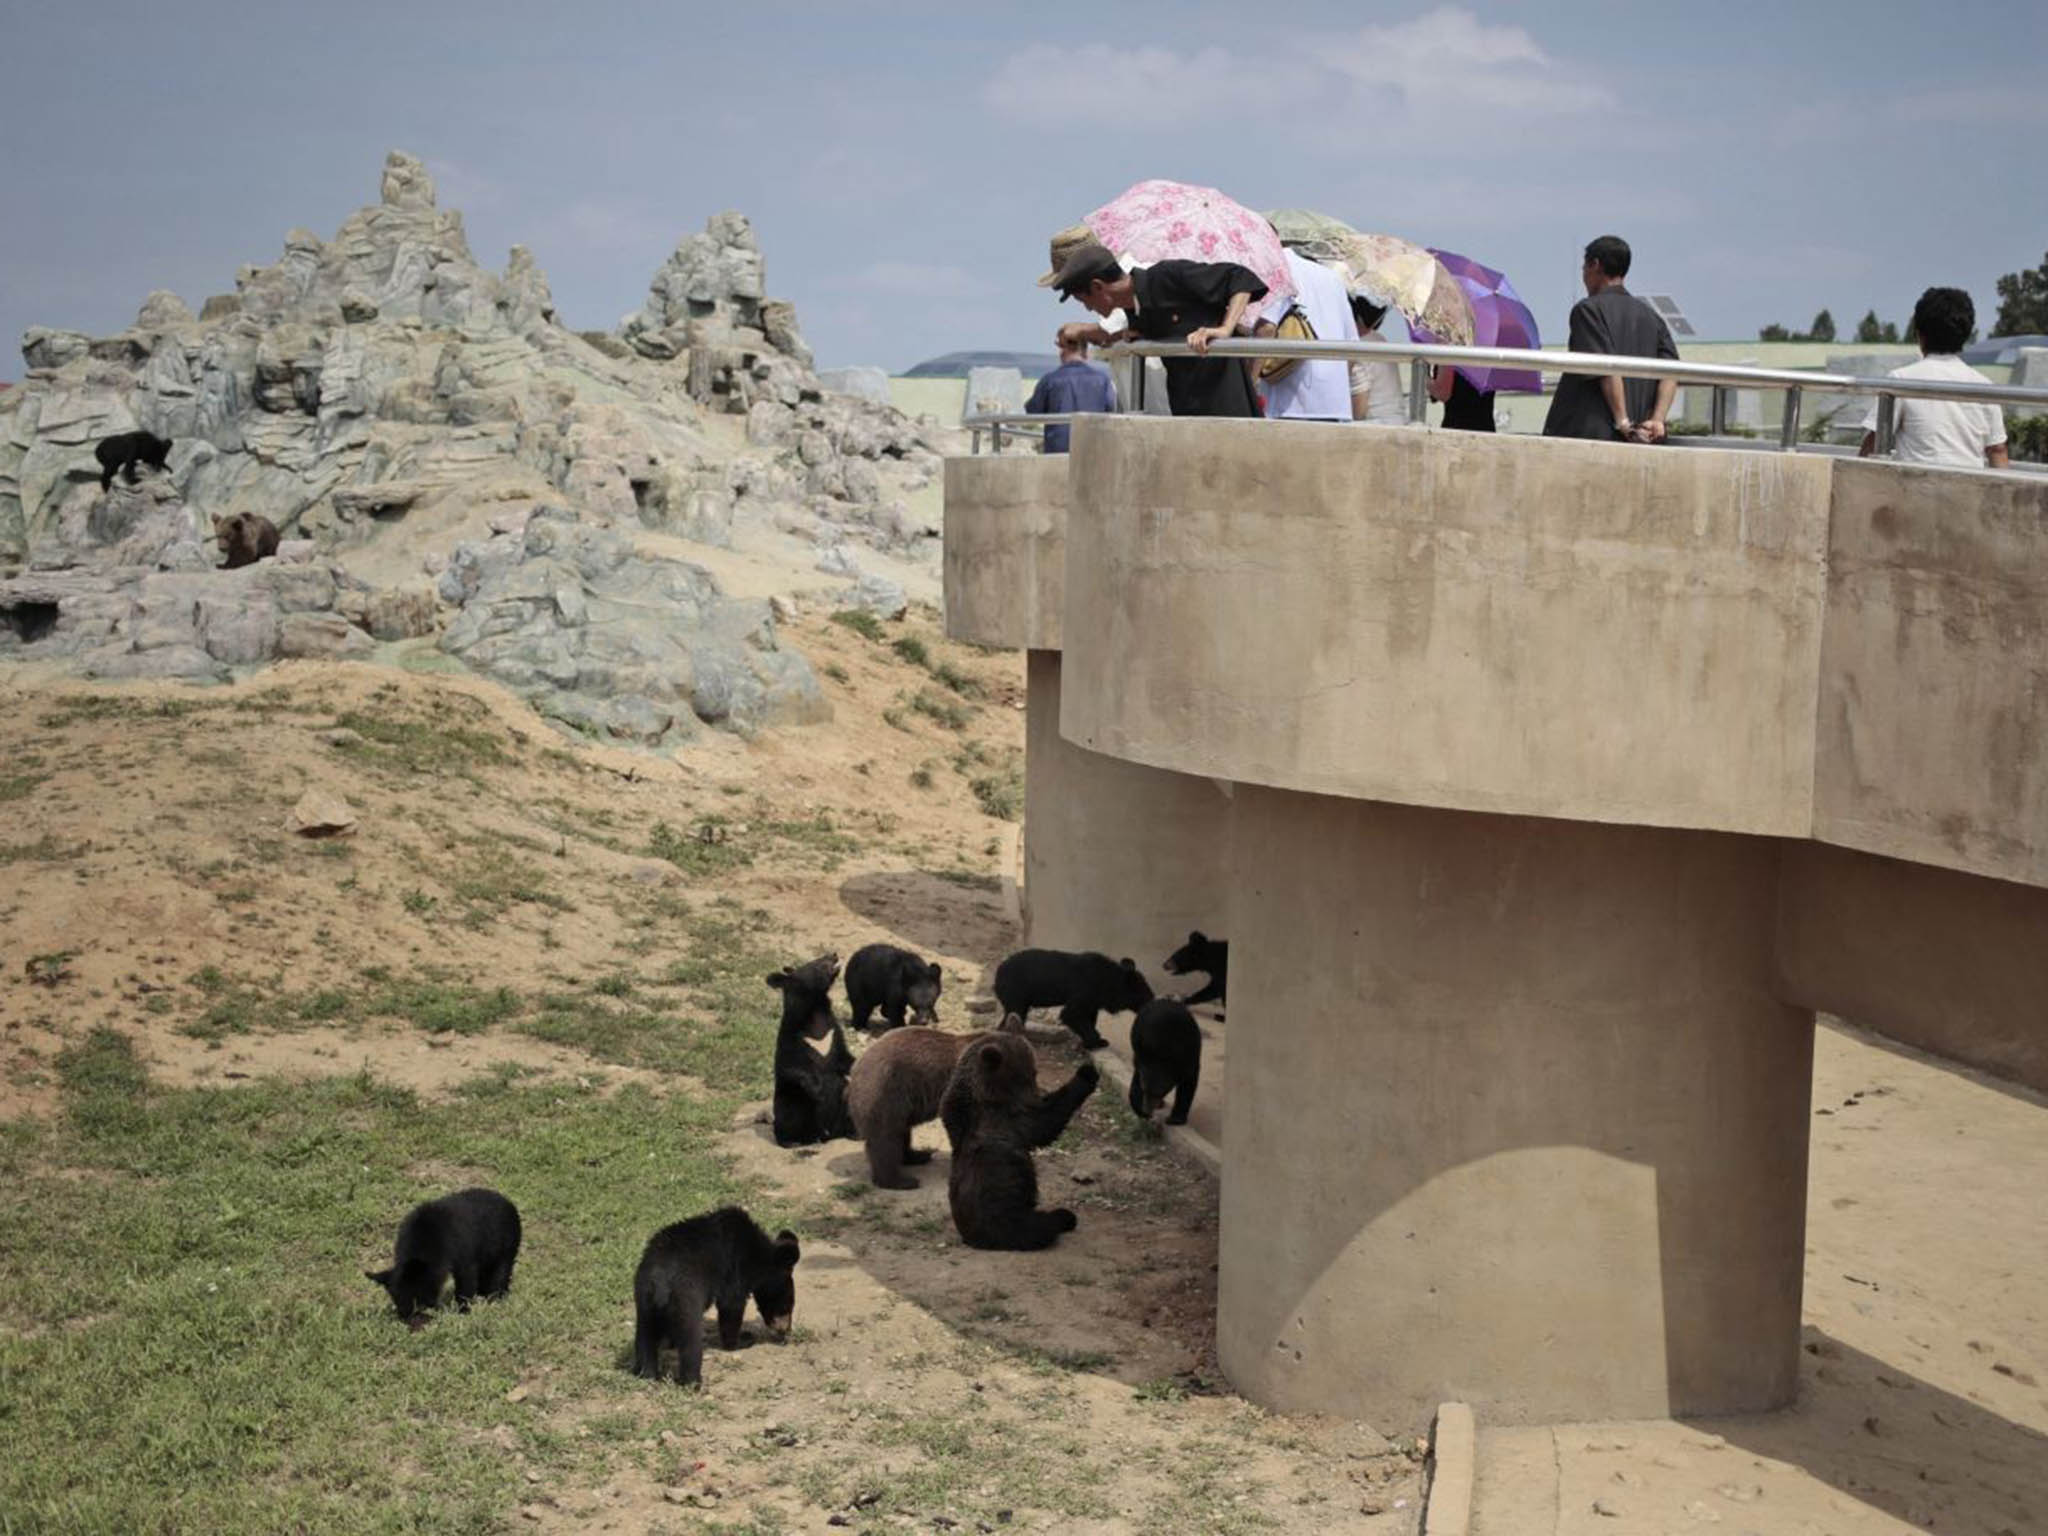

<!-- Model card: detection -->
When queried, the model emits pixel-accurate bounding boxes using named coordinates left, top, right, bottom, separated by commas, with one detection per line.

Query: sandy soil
left=0, top=627, right=1424, bottom=1533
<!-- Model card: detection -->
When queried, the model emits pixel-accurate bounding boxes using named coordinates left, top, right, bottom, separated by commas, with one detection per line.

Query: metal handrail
left=960, top=337, right=2048, bottom=456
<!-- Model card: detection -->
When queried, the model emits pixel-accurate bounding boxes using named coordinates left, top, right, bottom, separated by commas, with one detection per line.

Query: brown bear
left=941, top=1031, right=1098, bottom=1250
left=846, top=1013, right=1023, bottom=1189
left=213, top=512, right=281, bottom=570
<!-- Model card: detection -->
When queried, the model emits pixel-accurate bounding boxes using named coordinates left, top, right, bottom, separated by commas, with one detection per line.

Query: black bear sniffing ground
left=992, top=948, right=1154, bottom=1050
left=843, top=942, right=943, bottom=1033
left=942, top=1032, right=1098, bottom=1250
left=1129, top=999, right=1202, bottom=1126
left=366, top=1187, right=521, bottom=1327
left=768, top=953, right=855, bottom=1146
left=1163, top=931, right=1228, bottom=1009
left=632, top=1206, right=800, bottom=1389
left=93, top=429, right=172, bottom=493
left=846, top=1013, right=1023, bottom=1189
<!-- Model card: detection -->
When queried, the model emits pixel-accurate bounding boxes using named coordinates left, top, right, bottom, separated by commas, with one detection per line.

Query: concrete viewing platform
left=945, top=417, right=2048, bottom=1431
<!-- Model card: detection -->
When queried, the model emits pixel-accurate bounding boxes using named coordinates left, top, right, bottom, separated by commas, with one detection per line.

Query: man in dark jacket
left=1542, top=235, right=1679, bottom=443
left=1049, top=242, right=1268, bottom=418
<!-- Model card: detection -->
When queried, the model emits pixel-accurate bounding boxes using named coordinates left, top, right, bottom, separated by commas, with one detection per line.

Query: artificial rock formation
left=0, top=150, right=944, bottom=741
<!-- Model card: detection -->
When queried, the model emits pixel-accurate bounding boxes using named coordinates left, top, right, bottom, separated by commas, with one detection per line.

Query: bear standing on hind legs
left=767, top=953, right=856, bottom=1146
left=942, top=1032, right=1098, bottom=1250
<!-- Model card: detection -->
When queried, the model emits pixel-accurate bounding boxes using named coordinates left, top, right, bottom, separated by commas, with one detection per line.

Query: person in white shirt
left=1859, top=287, right=2010, bottom=469
left=1348, top=294, right=1408, bottom=425
left=1252, top=248, right=1358, bottom=422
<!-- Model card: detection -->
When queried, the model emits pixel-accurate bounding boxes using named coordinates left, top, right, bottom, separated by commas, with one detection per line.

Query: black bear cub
left=632, top=1206, right=800, bottom=1388
left=1163, top=931, right=1228, bottom=1008
left=366, top=1187, right=521, bottom=1327
left=843, top=942, right=943, bottom=1032
left=768, top=953, right=856, bottom=1146
left=942, top=1033, right=1099, bottom=1250
left=1129, top=999, right=1202, bottom=1125
left=94, top=429, right=172, bottom=493
left=992, top=948, right=1154, bottom=1049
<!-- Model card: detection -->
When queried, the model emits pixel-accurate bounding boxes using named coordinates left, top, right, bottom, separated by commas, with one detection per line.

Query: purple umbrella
left=1421, top=248, right=1543, bottom=394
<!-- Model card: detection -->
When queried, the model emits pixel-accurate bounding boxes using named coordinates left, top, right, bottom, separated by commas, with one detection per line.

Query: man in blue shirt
left=1023, top=335, right=1117, bottom=453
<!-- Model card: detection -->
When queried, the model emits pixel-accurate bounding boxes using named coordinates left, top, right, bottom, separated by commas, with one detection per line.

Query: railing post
left=1780, top=387, right=1802, bottom=453
left=1132, top=356, right=1147, bottom=414
left=1875, top=393, right=1896, bottom=455
left=1408, top=359, right=1427, bottom=424
left=1710, top=386, right=1728, bottom=438
left=970, top=426, right=982, bottom=455
left=991, top=420, right=1004, bottom=454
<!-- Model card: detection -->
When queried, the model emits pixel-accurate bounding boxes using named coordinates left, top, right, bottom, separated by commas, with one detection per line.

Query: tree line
left=1756, top=250, right=2048, bottom=345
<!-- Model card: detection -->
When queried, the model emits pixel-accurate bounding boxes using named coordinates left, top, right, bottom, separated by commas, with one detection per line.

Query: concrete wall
left=1059, top=415, right=1832, bottom=835
left=942, top=454, right=1067, bottom=650
left=1778, top=841, right=2048, bottom=1089
left=1814, top=460, right=2048, bottom=887
left=1218, top=788, right=1813, bottom=1426
left=1023, top=649, right=1229, bottom=988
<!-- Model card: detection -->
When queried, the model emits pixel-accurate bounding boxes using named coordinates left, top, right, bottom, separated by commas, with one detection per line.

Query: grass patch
left=906, top=689, right=972, bottom=731
left=929, top=660, right=984, bottom=698
left=649, top=817, right=754, bottom=878
left=36, top=695, right=209, bottom=729
left=0, top=1043, right=755, bottom=1534
left=0, top=834, right=89, bottom=864
left=0, top=770, right=48, bottom=801
left=828, top=609, right=885, bottom=642
left=330, top=707, right=514, bottom=776
left=889, top=635, right=930, bottom=668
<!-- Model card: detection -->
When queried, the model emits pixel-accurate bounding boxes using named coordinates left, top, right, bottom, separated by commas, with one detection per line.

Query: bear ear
left=1120, top=957, right=1138, bottom=971
left=978, top=1041, right=1006, bottom=1072
left=366, top=1267, right=394, bottom=1288
left=211, top=513, right=227, bottom=532
left=926, top=962, right=943, bottom=981
left=765, top=970, right=788, bottom=991
left=998, top=1012, right=1025, bottom=1034
left=1190, top=931, right=1206, bottom=944
left=773, top=1232, right=801, bottom=1266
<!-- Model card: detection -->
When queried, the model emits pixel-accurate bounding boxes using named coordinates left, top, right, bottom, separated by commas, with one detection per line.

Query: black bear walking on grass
left=366, top=1187, right=521, bottom=1326
left=843, top=942, right=943, bottom=1033
left=94, top=430, right=172, bottom=493
left=768, top=953, right=856, bottom=1146
left=942, top=1032, right=1098, bottom=1250
left=992, top=948, right=1153, bottom=1050
left=632, top=1206, right=800, bottom=1388
left=1128, top=999, right=1202, bottom=1126
left=1163, top=931, right=1227, bottom=1009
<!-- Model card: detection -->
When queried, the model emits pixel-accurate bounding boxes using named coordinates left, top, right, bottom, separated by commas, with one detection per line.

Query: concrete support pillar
left=1218, top=787, right=1814, bottom=1426
left=1022, top=648, right=1228, bottom=978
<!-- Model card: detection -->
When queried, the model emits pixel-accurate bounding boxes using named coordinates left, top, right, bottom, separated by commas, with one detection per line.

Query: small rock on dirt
left=1592, top=1497, right=1621, bottom=1517
left=288, top=789, right=358, bottom=838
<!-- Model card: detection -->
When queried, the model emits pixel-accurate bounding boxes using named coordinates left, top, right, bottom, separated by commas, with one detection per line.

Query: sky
left=3, top=1, right=2044, bottom=376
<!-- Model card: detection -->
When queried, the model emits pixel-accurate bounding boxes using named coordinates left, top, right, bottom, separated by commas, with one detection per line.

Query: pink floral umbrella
left=1083, top=180, right=1296, bottom=306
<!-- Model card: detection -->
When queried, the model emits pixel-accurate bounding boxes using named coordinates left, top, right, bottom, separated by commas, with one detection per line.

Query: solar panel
left=1644, top=294, right=1697, bottom=338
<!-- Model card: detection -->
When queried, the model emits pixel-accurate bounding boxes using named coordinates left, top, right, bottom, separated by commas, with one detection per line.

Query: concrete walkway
left=1466, top=1019, right=2048, bottom=1534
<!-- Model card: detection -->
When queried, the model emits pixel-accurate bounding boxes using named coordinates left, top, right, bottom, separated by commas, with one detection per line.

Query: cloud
left=982, top=8, right=1610, bottom=132
left=984, top=42, right=1290, bottom=128
left=1328, top=6, right=1614, bottom=116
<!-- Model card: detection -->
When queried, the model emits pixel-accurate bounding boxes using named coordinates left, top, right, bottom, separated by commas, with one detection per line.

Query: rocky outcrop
left=438, top=508, right=826, bottom=746
left=1, top=148, right=941, bottom=750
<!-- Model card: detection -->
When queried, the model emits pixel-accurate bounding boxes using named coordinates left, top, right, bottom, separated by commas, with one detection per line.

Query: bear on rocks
left=632, top=1206, right=799, bottom=1388
left=365, top=1187, right=522, bottom=1327
left=767, top=953, right=855, bottom=1146
left=846, top=1013, right=1023, bottom=1189
left=1128, top=999, right=1202, bottom=1126
left=94, top=429, right=172, bottom=493
left=1163, top=931, right=1227, bottom=1009
left=941, top=1032, right=1098, bottom=1250
left=992, top=948, right=1154, bottom=1050
left=213, top=511, right=281, bottom=570
left=843, top=942, right=943, bottom=1033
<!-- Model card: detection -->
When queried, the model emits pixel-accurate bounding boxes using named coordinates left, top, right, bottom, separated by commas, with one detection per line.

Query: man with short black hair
left=1858, top=287, right=2009, bottom=469
left=1542, top=235, right=1679, bottom=443
left=1050, top=241, right=1268, bottom=418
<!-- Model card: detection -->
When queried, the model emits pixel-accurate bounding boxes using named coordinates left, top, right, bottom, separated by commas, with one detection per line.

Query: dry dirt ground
left=0, top=610, right=1425, bottom=1535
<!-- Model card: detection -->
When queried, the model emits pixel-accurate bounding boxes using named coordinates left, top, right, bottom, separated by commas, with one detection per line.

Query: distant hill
left=902, top=350, right=1061, bottom=380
